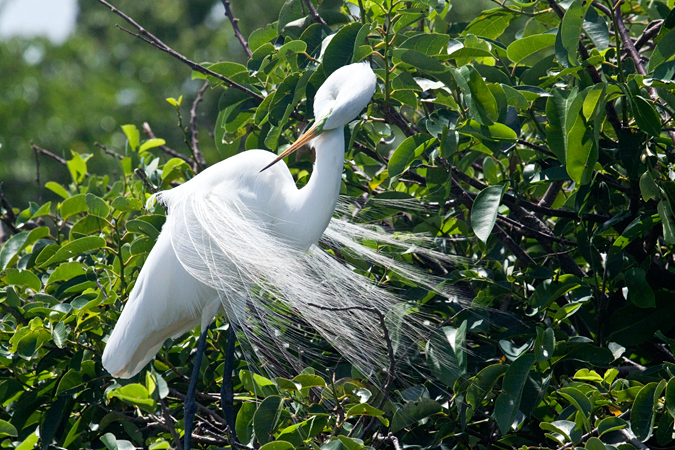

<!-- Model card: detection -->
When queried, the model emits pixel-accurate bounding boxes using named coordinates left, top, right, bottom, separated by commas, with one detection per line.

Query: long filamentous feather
left=149, top=193, right=474, bottom=387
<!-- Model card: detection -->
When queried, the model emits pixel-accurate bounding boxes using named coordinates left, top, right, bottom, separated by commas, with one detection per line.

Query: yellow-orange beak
left=260, top=121, right=321, bottom=173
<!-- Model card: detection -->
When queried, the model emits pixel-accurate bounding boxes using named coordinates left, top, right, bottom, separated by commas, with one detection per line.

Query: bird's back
left=103, top=150, right=300, bottom=378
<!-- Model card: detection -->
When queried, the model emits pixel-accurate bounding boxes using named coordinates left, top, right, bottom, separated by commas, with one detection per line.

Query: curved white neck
left=280, top=127, right=345, bottom=249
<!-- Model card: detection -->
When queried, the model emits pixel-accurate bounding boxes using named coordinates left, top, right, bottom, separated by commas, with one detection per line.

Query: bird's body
left=103, top=64, right=367, bottom=379
left=103, top=62, right=466, bottom=405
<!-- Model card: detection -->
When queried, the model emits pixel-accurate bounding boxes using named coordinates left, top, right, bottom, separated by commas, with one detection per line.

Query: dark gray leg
left=221, top=323, right=237, bottom=442
left=184, top=326, right=209, bottom=449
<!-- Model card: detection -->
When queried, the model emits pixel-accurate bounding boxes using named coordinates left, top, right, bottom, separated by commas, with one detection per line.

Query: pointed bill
left=260, top=122, right=321, bottom=172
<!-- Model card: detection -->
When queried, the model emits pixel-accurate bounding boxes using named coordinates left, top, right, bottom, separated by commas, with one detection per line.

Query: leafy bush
left=1, top=0, right=675, bottom=449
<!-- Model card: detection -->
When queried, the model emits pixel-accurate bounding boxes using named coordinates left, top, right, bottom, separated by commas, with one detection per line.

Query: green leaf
left=534, top=327, right=555, bottom=362
left=426, top=323, right=467, bottom=387
left=559, top=386, right=593, bottom=431
left=139, top=138, right=166, bottom=152
left=462, top=65, right=499, bottom=125
left=126, top=219, right=160, bottom=240
left=639, top=171, right=660, bottom=201
left=236, top=401, right=256, bottom=445
left=466, top=364, right=508, bottom=420
left=632, top=95, right=662, bottom=137
left=390, top=398, right=442, bottom=433
left=60, top=194, right=88, bottom=220
left=111, top=196, right=143, bottom=212
left=583, top=7, right=609, bottom=51
left=388, top=134, right=434, bottom=177
left=109, top=383, right=157, bottom=413
left=558, top=0, right=590, bottom=65
left=471, top=184, right=506, bottom=243
left=457, top=119, right=517, bottom=141
left=463, top=9, right=514, bottom=40
left=666, top=377, right=675, bottom=418
left=648, top=28, right=675, bottom=71
left=249, top=23, right=278, bottom=52
left=45, top=181, right=70, bottom=199
left=293, top=374, right=326, bottom=388
left=540, top=420, right=581, bottom=445
left=582, top=84, right=605, bottom=120
left=1, top=269, right=41, bottom=292
left=67, top=151, right=90, bottom=184
left=121, top=124, right=140, bottom=151
left=597, top=416, right=628, bottom=436
left=253, top=395, right=283, bottom=445
left=0, top=227, right=50, bottom=269
left=495, top=352, right=535, bottom=435
left=565, top=110, right=595, bottom=184
left=47, top=262, right=87, bottom=286
left=631, top=382, right=660, bottom=441
left=658, top=200, right=675, bottom=244
left=260, top=442, right=295, bottom=450
left=400, top=49, right=446, bottom=73
left=15, top=430, right=38, bottom=450
left=624, top=267, right=655, bottom=308
left=323, top=23, right=362, bottom=75
left=502, top=84, right=530, bottom=109
left=573, top=368, right=603, bottom=382
left=278, top=40, right=307, bottom=58
left=0, top=420, right=17, bottom=438
left=51, top=322, right=67, bottom=348
left=346, top=403, right=384, bottom=418
left=56, top=369, right=85, bottom=395
left=39, top=236, right=106, bottom=267
left=400, top=33, right=450, bottom=55
left=85, top=193, right=110, bottom=218
left=507, top=33, right=557, bottom=64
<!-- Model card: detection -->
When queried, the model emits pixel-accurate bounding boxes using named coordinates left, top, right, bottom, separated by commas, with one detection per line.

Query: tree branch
left=96, top=0, right=263, bottom=101
left=302, top=0, right=327, bottom=25
left=134, top=168, right=158, bottom=193
left=190, top=81, right=209, bottom=171
left=95, top=142, right=123, bottom=160
left=221, top=0, right=252, bottom=58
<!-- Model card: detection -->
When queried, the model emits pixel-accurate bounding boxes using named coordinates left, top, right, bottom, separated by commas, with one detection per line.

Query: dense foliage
left=1, top=0, right=675, bottom=449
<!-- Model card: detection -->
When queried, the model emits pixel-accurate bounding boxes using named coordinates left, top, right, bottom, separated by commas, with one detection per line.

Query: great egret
left=102, top=62, right=465, bottom=448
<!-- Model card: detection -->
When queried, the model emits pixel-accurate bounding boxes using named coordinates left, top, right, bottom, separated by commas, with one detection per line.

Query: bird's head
left=261, top=62, right=376, bottom=172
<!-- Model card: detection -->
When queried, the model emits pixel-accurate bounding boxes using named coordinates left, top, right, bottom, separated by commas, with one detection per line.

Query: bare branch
left=221, top=1, right=252, bottom=58
left=160, top=398, right=183, bottom=450
left=33, top=146, right=41, bottom=203
left=302, top=0, right=327, bottom=25
left=31, top=144, right=67, bottom=166
left=96, top=0, right=263, bottom=101
left=134, top=168, right=158, bottom=194
left=95, top=142, right=123, bottom=160
left=190, top=81, right=209, bottom=171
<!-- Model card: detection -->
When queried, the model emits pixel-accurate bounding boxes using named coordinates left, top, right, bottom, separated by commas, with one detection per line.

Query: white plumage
left=102, top=62, right=466, bottom=385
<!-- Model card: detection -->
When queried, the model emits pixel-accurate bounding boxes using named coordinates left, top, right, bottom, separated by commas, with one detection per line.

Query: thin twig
left=142, top=122, right=196, bottom=170
left=517, top=139, right=556, bottom=157
left=96, top=0, right=263, bottom=101
left=634, top=19, right=662, bottom=51
left=161, top=398, right=183, bottom=450
left=31, top=144, right=67, bottom=166
left=189, top=81, right=209, bottom=171
left=168, top=388, right=228, bottom=426
left=221, top=0, right=252, bottom=58
left=611, top=0, right=675, bottom=144
left=0, top=185, right=18, bottom=234
left=302, top=0, right=327, bottom=25
left=33, top=146, right=41, bottom=203
left=134, top=168, right=158, bottom=194
left=95, top=142, right=123, bottom=160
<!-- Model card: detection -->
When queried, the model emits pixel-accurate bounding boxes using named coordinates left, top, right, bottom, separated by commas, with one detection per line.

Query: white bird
left=102, top=62, right=466, bottom=447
